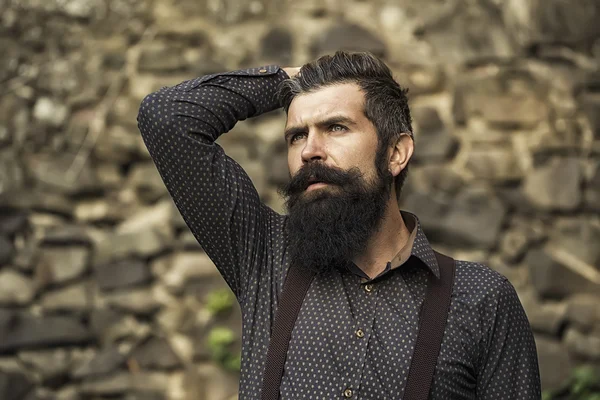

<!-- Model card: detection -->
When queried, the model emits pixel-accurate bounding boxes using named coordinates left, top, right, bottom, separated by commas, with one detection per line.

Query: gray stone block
left=0, top=310, right=91, bottom=352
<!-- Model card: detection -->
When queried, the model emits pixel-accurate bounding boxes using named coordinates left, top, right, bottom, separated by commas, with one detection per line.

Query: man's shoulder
left=451, top=258, right=516, bottom=305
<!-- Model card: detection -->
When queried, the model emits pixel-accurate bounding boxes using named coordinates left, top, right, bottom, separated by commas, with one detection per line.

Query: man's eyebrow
left=284, top=115, right=357, bottom=142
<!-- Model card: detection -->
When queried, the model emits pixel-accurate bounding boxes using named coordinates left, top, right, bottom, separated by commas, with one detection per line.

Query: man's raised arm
left=136, top=65, right=292, bottom=303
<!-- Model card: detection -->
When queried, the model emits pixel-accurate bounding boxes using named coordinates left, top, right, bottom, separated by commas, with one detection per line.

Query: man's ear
left=388, top=133, right=414, bottom=177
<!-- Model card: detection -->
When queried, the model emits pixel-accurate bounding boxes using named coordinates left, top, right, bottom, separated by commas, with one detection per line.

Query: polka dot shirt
left=137, top=65, right=541, bottom=399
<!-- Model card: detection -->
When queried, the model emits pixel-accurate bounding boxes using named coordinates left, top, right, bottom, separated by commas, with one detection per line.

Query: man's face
left=278, top=83, right=394, bottom=273
left=284, top=83, right=380, bottom=199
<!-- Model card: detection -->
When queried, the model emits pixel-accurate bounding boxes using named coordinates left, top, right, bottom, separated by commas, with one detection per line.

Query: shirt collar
left=396, top=211, right=440, bottom=279
left=344, top=211, right=440, bottom=281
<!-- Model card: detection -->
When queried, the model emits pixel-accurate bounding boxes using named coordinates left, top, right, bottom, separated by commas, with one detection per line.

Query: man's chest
left=275, top=272, right=478, bottom=399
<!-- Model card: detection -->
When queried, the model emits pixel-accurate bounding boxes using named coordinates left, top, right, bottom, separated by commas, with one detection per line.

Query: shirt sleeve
left=136, top=65, right=289, bottom=303
left=476, top=279, right=542, bottom=399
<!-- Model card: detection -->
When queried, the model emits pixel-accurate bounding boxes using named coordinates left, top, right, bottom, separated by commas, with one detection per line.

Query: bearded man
left=137, top=51, right=540, bottom=399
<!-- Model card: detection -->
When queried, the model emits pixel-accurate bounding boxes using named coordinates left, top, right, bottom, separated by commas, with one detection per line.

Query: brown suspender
left=260, top=251, right=456, bottom=400
left=403, top=251, right=456, bottom=400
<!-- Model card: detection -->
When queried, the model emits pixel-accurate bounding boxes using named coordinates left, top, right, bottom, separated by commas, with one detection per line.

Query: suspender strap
left=260, top=265, right=316, bottom=400
left=260, top=251, right=455, bottom=400
left=403, top=251, right=456, bottom=400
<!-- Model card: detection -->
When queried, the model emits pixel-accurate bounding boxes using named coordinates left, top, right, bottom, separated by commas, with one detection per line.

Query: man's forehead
left=286, top=83, right=365, bottom=126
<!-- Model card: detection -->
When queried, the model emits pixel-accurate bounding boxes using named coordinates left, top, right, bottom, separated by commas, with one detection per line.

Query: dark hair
left=278, top=51, right=413, bottom=201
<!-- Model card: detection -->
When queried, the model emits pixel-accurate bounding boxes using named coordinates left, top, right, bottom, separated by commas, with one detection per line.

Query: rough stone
left=551, top=219, right=600, bottom=269
left=0, top=369, right=34, bottom=400
left=535, top=335, right=573, bottom=391
left=35, top=246, right=89, bottom=287
left=40, top=282, right=93, bottom=312
left=71, top=347, right=126, bottom=379
left=125, top=390, right=166, bottom=400
left=103, top=288, right=162, bottom=316
left=0, top=310, right=91, bottom=352
left=33, top=98, right=69, bottom=128
left=94, top=125, right=149, bottom=164
left=310, top=22, right=386, bottom=58
left=96, top=163, right=124, bottom=188
left=28, top=192, right=74, bottom=219
left=92, top=201, right=175, bottom=265
left=131, top=336, right=182, bottom=370
left=401, top=191, right=451, bottom=242
left=564, top=327, right=600, bottom=361
left=18, top=349, right=73, bottom=387
left=260, top=27, right=293, bottom=66
left=522, top=157, right=582, bottom=211
left=566, top=294, right=600, bottom=332
left=94, top=259, right=152, bottom=292
left=154, top=252, right=219, bottom=294
left=89, top=308, right=124, bottom=341
left=44, top=386, right=80, bottom=400
left=499, top=229, right=530, bottom=264
left=453, top=70, right=547, bottom=128
left=176, top=230, right=203, bottom=251
left=406, top=165, right=465, bottom=197
left=0, top=236, right=14, bottom=266
left=0, top=269, right=35, bottom=306
left=41, top=225, right=92, bottom=246
left=0, top=151, right=26, bottom=202
left=417, top=1, right=514, bottom=64
left=519, top=289, right=567, bottom=336
left=12, top=236, right=39, bottom=273
left=29, top=153, right=99, bottom=196
left=264, top=140, right=289, bottom=187
left=465, top=145, right=523, bottom=182
left=584, top=161, right=600, bottom=211
left=403, top=64, right=445, bottom=95
left=127, top=163, right=168, bottom=203
left=79, top=371, right=169, bottom=396
left=439, top=187, right=506, bottom=249
left=138, top=42, right=188, bottom=73
left=503, top=0, right=600, bottom=46
left=526, top=245, right=600, bottom=299
left=412, top=107, right=459, bottom=163
left=580, top=92, right=600, bottom=139
left=73, top=198, right=127, bottom=224
left=90, top=309, right=151, bottom=345
left=0, top=209, right=29, bottom=237
left=195, top=363, right=240, bottom=400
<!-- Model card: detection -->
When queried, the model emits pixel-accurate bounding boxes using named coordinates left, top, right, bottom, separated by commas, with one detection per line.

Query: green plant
left=205, top=288, right=235, bottom=316
left=206, top=326, right=240, bottom=372
left=543, top=366, right=600, bottom=400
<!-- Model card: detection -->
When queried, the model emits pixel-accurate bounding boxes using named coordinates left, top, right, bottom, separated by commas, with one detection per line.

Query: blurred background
left=0, top=0, right=599, bottom=399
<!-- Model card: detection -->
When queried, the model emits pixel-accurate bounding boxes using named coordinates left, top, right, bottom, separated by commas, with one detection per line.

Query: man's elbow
left=137, top=90, right=165, bottom=130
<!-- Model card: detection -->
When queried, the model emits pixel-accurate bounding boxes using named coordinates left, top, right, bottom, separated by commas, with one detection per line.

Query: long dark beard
left=278, top=160, right=394, bottom=274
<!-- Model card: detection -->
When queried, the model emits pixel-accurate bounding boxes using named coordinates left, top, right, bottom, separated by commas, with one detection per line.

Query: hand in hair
left=283, top=67, right=301, bottom=78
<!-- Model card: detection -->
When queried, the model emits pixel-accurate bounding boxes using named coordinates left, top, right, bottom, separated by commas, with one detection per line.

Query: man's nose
left=301, top=133, right=327, bottom=163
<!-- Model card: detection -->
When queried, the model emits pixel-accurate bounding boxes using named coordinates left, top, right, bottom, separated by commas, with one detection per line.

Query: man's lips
left=306, top=182, right=329, bottom=191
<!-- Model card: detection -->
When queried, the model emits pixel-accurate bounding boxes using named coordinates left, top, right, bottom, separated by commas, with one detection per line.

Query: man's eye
left=291, top=133, right=305, bottom=143
left=330, top=124, right=347, bottom=132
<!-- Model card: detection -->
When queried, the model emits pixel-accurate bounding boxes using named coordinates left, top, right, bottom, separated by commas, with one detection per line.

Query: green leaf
left=206, top=326, right=236, bottom=362
left=205, top=288, right=235, bottom=316
left=224, top=353, right=242, bottom=372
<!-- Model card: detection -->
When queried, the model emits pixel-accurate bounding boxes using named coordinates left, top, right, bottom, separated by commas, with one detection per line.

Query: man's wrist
left=282, top=67, right=301, bottom=79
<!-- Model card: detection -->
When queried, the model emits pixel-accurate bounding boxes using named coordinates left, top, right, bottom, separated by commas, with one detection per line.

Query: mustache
left=278, top=163, right=364, bottom=197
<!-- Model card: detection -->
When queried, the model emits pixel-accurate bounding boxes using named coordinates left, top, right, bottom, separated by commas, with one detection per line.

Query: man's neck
left=352, top=202, right=411, bottom=279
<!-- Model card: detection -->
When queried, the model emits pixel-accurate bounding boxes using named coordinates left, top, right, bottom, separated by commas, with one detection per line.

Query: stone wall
left=0, top=0, right=599, bottom=398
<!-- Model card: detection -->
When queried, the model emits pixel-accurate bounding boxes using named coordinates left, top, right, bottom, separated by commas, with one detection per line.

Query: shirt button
left=364, top=284, right=374, bottom=293
left=355, top=329, right=365, bottom=338
left=259, top=68, right=267, bottom=73
left=343, top=388, right=353, bottom=398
